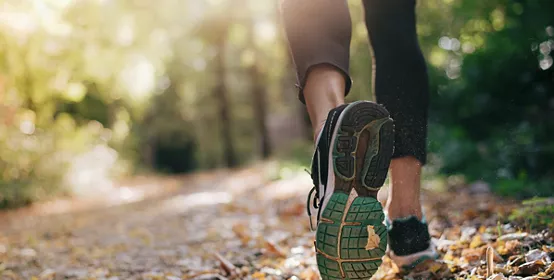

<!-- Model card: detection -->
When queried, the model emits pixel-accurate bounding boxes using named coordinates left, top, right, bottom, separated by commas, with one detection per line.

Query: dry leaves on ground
left=0, top=164, right=552, bottom=279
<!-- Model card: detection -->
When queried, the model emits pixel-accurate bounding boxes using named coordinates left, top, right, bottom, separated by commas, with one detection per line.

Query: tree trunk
left=246, top=18, right=271, bottom=158
left=250, top=63, right=271, bottom=158
left=214, top=34, right=238, bottom=167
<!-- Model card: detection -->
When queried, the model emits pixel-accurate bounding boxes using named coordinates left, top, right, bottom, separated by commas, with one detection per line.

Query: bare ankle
left=386, top=157, right=424, bottom=221
left=385, top=205, right=423, bottom=221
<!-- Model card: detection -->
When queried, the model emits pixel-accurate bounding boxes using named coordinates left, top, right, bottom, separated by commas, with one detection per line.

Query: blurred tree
left=245, top=0, right=271, bottom=158
left=140, top=61, right=198, bottom=173
left=199, top=11, right=238, bottom=167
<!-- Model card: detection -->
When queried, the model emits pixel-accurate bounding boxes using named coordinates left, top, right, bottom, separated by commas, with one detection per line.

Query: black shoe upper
left=388, top=216, right=432, bottom=256
left=307, top=104, right=348, bottom=228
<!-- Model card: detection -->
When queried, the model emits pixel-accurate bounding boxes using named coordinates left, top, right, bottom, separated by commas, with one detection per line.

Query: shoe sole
left=316, top=101, right=394, bottom=280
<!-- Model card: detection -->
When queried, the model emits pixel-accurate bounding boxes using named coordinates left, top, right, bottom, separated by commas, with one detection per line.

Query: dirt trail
left=0, top=164, right=552, bottom=280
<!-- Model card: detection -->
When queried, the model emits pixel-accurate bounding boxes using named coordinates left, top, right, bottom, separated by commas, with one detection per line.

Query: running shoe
left=307, top=101, right=394, bottom=279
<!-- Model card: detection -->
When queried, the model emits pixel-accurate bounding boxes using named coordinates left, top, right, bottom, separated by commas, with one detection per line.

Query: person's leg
left=363, top=0, right=436, bottom=269
left=304, top=66, right=346, bottom=140
left=282, top=1, right=395, bottom=278
left=388, top=157, right=423, bottom=219
left=363, top=0, right=429, bottom=221
left=280, top=0, right=351, bottom=138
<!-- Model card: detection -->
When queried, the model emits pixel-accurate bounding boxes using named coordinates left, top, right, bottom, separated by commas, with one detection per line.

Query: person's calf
left=384, top=157, right=438, bottom=269
left=385, top=156, right=423, bottom=220
left=303, top=64, right=346, bottom=141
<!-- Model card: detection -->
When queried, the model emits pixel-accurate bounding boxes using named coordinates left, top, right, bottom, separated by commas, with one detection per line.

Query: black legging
left=281, top=0, right=429, bottom=165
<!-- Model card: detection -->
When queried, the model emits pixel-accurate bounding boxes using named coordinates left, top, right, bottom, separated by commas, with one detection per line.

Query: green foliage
left=494, top=179, right=553, bottom=198
left=424, top=0, right=554, bottom=197
left=0, top=115, right=106, bottom=207
left=509, top=197, right=554, bottom=230
left=275, top=140, right=314, bottom=168
left=0, top=0, right=162, bottom=207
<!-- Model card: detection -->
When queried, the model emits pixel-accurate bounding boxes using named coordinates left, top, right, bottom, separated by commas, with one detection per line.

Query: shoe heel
left=332, top=102, right=394, bottom=191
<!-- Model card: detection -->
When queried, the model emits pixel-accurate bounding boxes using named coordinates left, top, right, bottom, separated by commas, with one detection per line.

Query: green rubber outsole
left=316, top=192, right=387, bottom=280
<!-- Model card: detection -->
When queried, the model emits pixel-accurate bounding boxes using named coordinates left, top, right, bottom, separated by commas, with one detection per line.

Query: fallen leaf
left=544, top=262, right=554, bottom=276
left=365, top=225, right=380, bottom=250
left=463, top=209, right=479, bottom=219
left=264, top=240, right=286, bottom=258
left=232, top=223, right=251, bottom=245
left=525, top=249, right=551, bottom=263
left=498, top=240, right=521, bottom=255
left=462, top=247, right=485, bottom=262
left=543, top=245, right=554, bottom=253
left=514, top=260, right=546, bottom=276
left=251, top=271, right=266, bottom=279
left=279, top=202, right=304, bottom=217
left=470, top=235, right=484, bottom=249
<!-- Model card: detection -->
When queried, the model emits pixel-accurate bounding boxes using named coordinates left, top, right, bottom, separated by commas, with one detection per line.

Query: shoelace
left=305, top=168, right=322, bottom=231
